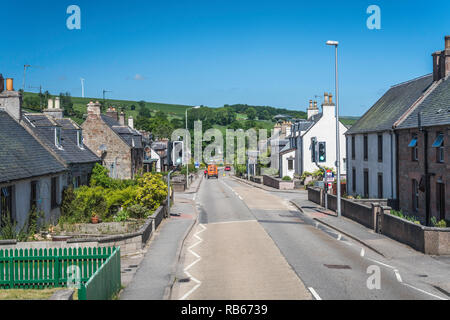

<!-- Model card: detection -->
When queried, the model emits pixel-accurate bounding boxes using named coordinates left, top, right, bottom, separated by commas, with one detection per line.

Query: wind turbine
left=80, top=78, right=85, bottom=98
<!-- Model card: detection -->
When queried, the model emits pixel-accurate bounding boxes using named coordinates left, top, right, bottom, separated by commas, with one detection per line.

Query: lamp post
left=326, top=40, right=341, bottom=218
left=185, top=106, right=200, bottom=188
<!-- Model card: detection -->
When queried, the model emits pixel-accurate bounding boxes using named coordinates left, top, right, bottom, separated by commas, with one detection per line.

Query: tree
left=246, top=107, right=257, bottom=120
left=60, top=92, right=74, bottom=116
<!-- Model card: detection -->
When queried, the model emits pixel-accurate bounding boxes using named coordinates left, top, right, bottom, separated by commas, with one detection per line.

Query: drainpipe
left=390, top=130, right=394, bottom=199
left=419, top=112, right=430, bottom=226
left=395, top=131, right=399, bottom=208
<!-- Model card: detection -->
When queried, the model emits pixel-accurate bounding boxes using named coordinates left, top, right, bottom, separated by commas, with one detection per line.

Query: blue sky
left=1, top=0, right=449, bottom=116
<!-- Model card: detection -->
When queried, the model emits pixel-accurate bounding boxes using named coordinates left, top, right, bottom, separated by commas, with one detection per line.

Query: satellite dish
left=99, top=144, right=107, bottom=152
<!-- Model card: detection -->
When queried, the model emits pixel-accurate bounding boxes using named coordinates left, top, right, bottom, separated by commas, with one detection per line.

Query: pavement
left=119, top=175, right=202, bottom=300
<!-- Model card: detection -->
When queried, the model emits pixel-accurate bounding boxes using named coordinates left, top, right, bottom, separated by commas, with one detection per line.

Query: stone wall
left=307, top=187, right=450, bottom=254
left=0, top=203, right=168, bottom=257
left=263, top=175, right=294, bottom=190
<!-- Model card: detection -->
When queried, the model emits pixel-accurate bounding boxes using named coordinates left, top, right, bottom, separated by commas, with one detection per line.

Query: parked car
left=225, top=166, right=231, bottom=171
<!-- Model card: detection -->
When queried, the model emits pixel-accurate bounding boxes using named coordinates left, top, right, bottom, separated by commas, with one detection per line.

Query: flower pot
left=91, top=216, right=99, bottom=224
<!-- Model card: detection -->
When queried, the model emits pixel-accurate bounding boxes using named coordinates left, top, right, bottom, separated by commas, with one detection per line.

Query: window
left=352, top=168, right=356, bottom=193
left=377, top=134, right=383, bottom=162
left=55, top=127, right=62, bottom=148
left=288, top=159, right=294, bottom=171
left=351, top=136, right=355, bottom=160
left=77, top=130, right=84, bottom=149
left=363, top=135, right=368, bottom=161
left=363, top=169, right=369, bottom=198
left=436, top=182, right=446, bottom=221
left=1, top=186, right=13, bottom=224
left=409, top=134, right=418, bottom=161
left=412, top=179, right=419, bottom=212
left=432, top=132, right=444, bottom=163
left=377, top=173, right=383, bottom=199
left=51, top=177, right=58, bottom=209
left=30, top=181, right=38, bottom=210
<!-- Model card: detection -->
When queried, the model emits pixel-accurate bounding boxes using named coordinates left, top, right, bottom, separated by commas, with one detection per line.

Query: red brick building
left=394, top=36, right=450, bottom=224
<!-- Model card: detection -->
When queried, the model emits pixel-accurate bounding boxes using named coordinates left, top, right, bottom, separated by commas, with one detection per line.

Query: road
left=170, top=169, right=449, bottom=300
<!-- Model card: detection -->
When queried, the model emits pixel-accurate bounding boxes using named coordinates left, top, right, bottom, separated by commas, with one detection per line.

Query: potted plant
left=91, top=211, right=99, bottom=224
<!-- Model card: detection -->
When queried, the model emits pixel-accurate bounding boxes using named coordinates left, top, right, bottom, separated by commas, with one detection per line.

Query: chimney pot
left=54, top=97, right=61, bottom=109
left=128, top=116, right=134, bottom=129
left=329, top=93, right=333, bottom=104
left=446, top=35, right=450, bottom=49
left=6, top=78, right=14, bottom=91
left=324, top=92, right=329, bottom=104
left=119, top=112, right=125, bottom=126
left=48, top=98, right=54, bottom=109
left=309, top=100, right=313, bottom=109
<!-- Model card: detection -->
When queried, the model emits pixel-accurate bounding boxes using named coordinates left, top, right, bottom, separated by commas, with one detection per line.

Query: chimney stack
left=87, top=101, right=101, bottom=118
left=119, top=112, right=125, bottom=126
left=322, top=92, right=336, bottom=118
left=44, top=97, right=63, bottom=119
left=432, top=35, right=450, bottom=81
left=106, top=106, right=118, bottom=121
left=128, top=116, right=134, bottom=129
left=307, top=99, right=319, bottom=120
left=0, top=77, right=22, bottom=121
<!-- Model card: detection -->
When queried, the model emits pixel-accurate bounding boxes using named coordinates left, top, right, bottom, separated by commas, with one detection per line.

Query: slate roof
left=346, top=74, right=434, bottom=135
left=23, top=114, right=100, bottom=165
left=396, top=76, right=450, bottom=129
left=101, top=115, right=143, bottom=149
left=0, top=111, right=66, bottom=183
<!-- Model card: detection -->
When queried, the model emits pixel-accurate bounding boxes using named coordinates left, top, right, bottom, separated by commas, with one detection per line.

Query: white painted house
left=279, top=93, right=348, bottom=179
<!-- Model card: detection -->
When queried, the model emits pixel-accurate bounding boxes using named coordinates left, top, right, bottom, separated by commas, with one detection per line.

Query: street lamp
left=326, top=40, right=342, bottom=218
left=186, top=106, right=201, bottom=188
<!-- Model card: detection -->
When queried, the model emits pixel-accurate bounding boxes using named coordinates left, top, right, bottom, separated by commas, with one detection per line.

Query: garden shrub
left=126, top=204, right=150, bottom=219
left=135, top=173, right=168, bottom=211
left=282, top=176, right=292, bottom=181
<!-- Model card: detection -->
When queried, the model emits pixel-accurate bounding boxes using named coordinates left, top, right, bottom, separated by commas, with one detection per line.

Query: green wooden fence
left=78, top=247, right=121, bottom=300
left=0, top=246, right=121, bottom=300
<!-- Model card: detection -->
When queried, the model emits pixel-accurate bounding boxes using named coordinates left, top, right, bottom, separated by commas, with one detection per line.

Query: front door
left=437, top=183, right=446, bottom=221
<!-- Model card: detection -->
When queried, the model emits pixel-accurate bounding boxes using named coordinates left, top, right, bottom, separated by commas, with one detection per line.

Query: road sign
left=194, top=162, right=200, bottom=169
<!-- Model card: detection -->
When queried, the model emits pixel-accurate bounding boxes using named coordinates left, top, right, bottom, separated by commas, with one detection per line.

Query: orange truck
left=207, top=164, right=219, bottom=179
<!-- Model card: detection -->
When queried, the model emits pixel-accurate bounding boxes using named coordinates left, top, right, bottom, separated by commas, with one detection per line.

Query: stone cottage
left=81, top=103, right=144, bottom=180
left=0, top=78, right=67, bottom=229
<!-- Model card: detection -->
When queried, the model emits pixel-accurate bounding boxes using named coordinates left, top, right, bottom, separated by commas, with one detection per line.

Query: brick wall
left=397, top=126, right=449, bottom=222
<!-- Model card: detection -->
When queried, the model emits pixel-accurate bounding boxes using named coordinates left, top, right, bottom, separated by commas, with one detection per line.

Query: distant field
left=23, top=92, right=358, bottom=127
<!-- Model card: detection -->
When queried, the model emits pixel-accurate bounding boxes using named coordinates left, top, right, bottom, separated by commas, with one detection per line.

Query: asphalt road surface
left=171, top=171, right=449, bottom=300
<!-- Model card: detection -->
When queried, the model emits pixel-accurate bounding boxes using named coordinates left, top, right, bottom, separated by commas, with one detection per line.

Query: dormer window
left=55, top=127, right=62, bottom=149
left=77, top=130, right=84, bottom=149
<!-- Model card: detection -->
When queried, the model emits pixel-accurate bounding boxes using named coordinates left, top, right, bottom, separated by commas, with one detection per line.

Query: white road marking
left=337, top=234, right=342, bottom=241
left=394, top=269, right=402, bottom=283
left=193, top=193, right=196, bottom=201
left=360, top=248, right=365, bottom=257
left=366, top=258, right=396, bottom=270
left=239, top=196, right=243, bottom=200
left=402, top=283, right=447, bottom=300
left=308, top=287, right=322, bottom=300
left=180, top=224, right=207, bottom=300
